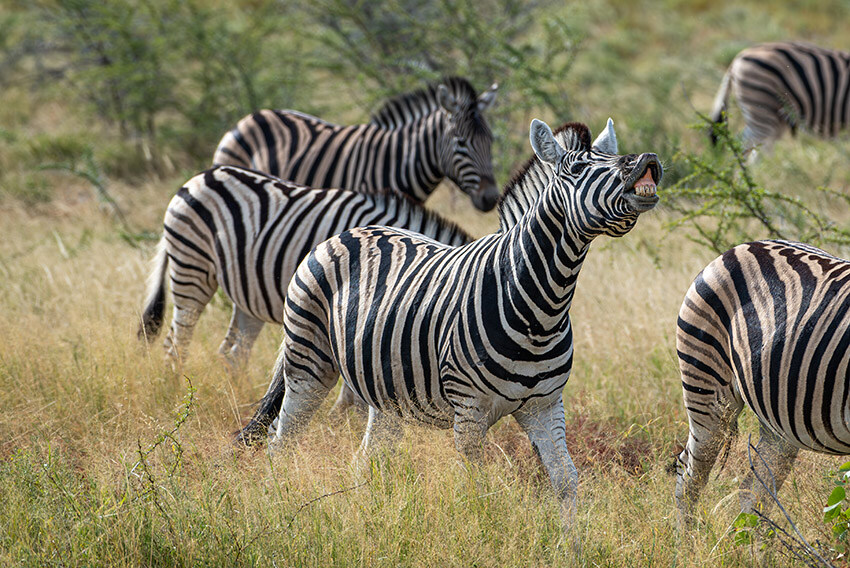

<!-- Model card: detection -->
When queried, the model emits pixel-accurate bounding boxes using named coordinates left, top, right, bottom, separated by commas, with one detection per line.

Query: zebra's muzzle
left=471, top=177, right=499, bottom=212
left=623, top=153, right=661, bottom=213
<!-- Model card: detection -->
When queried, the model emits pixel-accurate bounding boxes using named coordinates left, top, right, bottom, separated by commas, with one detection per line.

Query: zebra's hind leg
left=451, top=397, right=493, bottom=465
left=739, top=422, right=799, bottom=516
left=674, top=398, right=744, bottom=529
left=267, top=340, right=338, bottom=455
left=219, top=306, right=265, bottom=371
left=163, top=271, right=217, bottom=368
left=163, top=306, right=203, bottom=369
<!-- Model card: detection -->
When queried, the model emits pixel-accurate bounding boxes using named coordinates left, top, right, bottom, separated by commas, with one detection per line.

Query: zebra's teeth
left=634, top=182, right=657, bottom=197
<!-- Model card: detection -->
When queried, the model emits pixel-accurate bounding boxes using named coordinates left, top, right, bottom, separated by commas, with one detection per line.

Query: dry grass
left=0, top=169, right=843, bottom=566
left=4, top=0, right=850, bottom=564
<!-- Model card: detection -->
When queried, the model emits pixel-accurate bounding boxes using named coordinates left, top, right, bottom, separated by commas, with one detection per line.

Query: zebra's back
left=213, top=110, right=376, bottom=189
left=729, top=42, right=850, bottom=139
left=211, top=78, right=501, bottom=211
left=677, top=239, right=850, bottom=454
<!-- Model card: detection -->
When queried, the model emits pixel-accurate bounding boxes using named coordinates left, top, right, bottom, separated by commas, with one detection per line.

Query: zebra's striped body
left=213, top=78, right=500, bottom=211
left=710, top=42, right=850, bottom=154
left=243, top=119, right=661, bottom=524
left=138, top=166, right=471, bottom=377
left=675, top=240, right=850, bottom=526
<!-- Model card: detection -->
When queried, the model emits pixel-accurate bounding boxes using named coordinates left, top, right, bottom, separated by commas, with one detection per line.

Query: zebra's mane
left=497, top=122, right=592, bottom=232
left=369, top=77, right=481, bottom=130
left=361, top=187, right=474, bottom=243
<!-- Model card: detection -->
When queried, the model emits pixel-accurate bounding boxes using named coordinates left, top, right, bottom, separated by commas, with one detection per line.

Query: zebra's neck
left=498, top=127, right=581, bottom=232
left=366, top=114, right=446, bottom=202
left=499, top=183, right=593, bottom=334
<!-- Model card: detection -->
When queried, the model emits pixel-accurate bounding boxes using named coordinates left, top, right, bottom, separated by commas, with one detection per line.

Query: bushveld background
left=3, top=0, right=850, bottom=565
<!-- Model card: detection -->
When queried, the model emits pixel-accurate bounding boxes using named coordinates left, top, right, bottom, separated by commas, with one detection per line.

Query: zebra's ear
left=530, top=119, right=566, bottom=165
left=477, top=83, right=498, bottom=112
left=438, top=84, right=461, bottom=115
left=592, top=118, right=618, bottom=154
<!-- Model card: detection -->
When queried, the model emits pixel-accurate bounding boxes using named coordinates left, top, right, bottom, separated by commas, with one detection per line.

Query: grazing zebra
left=212, top=77, right=500, bottom=211
left=138, top=165, right=471, bottom=386
left=240, top=118, right=661, bottom=526
left=710, top=42, right=850, bottom=156
left=675, top=240, right=850, bottom=527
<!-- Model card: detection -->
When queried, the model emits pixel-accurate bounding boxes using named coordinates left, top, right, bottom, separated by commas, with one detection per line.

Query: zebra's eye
left=455, top=137, right=467, bottom=147
left=570, top=161, right=589, bottom=175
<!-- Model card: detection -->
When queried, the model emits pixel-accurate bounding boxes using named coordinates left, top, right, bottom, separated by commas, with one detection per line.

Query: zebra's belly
left=738, top=365, right=850, bottom=455
left=340, top=367, right=456, bottom=429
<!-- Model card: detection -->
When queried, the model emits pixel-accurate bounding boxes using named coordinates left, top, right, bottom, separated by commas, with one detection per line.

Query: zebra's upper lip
left=623, top=153, right=662, bottom=212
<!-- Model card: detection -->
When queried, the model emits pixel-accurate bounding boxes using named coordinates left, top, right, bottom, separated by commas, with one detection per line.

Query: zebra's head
left=529, top=118, right=662, bottom=238
left=437, top=81, right=500, bottom=212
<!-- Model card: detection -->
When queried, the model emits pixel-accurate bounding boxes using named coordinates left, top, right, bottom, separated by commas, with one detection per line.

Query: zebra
left=137, top=165, right=471, bottom=393
left=233, top=118, right=619, bottom=443
left=240, top=118, right=661, bottom=526
left=674, top=240, right=850, bottom=527
left=710, top=42, right=850, bottom=157
left=212, top=77, right=501, bottom=211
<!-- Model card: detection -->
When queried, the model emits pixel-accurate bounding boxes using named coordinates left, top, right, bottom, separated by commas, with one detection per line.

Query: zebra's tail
left=234, top=351, right=287, bottom=447
left=138, top=235, right=169, bottom=341
left=708, top=67, right=733, bottom=146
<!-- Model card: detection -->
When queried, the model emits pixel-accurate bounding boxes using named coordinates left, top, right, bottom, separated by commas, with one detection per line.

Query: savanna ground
left=3, top=0, right=850, bottom=565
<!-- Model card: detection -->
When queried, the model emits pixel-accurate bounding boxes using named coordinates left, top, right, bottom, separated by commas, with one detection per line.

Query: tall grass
left=0, top=183, right=842, bottom=566
left=3, top=0, right=850, bottom=565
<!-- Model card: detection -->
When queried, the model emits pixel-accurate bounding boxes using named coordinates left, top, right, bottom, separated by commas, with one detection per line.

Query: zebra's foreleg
left=739, top=421, right=799, bottom=516
left=353, top=406, right=402, bottom=474
left=219, top=307, right=265, bottom=371
left=329, top=381, right=370, bottom=416
left=514, top=395, right=578, bottom=528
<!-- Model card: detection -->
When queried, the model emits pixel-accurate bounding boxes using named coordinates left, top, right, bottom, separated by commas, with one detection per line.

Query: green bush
left=664, top=115, right=850, bottom=254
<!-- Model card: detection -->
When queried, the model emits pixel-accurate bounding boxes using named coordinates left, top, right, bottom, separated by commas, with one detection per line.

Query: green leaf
left=828, top=486, right=846, bottom=508
left=733, top=512, right=759, bottom=529
left=837, top=461, right=850, bottom=472
left=825, top=505, right=841, bottom=522
left=733, top=530, right=752, bottom=546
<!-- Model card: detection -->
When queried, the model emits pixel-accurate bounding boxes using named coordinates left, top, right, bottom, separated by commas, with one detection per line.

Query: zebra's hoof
left=268, top=417, right=279, bottom=437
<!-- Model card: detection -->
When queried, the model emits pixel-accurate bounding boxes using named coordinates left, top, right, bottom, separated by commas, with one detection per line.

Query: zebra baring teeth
left=632, top=170, right=657, bottom=197
left=243, top=117, right=662, bottom=529
left=622, top=155, right=660, bottom=212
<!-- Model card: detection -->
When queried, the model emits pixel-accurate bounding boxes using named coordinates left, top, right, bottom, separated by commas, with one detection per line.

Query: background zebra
left=674, top=240, right=850, bottom=527
left=242, top=118, right=661, bottom=526
left=137, top=165, right=471, bottom=386
left=710, top=42, right=850, bottom=155
left=212, top=77, right=501, bottom=211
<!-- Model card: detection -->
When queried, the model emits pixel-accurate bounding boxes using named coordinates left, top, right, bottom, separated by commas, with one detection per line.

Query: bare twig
left=745, top=439, right=835, bottom=568
left=285, top=468, right=372, bottom=530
